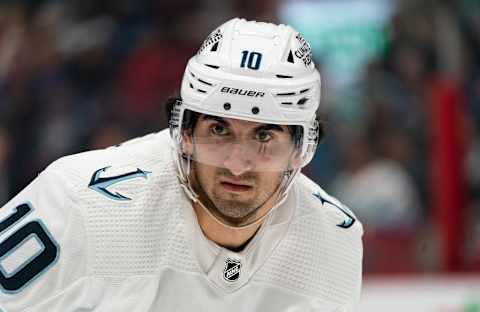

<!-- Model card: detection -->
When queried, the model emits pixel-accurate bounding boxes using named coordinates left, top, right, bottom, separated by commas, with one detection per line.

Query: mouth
left=219, top=179, right=253, bottom=192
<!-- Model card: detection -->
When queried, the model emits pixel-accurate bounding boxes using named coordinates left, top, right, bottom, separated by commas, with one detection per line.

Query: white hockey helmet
left=170, top=17, right=322, bottom=168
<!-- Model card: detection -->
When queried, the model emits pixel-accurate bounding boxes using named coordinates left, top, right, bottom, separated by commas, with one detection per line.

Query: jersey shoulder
left=48, top=129, right=197, bottom=277
left=295, top=173, right=363, bottom=234
left=0, top=129, right=186, bottom=311
left=256, top=173, right=363, bottom=309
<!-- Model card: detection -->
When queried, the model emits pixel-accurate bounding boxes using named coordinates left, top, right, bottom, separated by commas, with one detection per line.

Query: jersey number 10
left=0, top=203, right=59, bottom=293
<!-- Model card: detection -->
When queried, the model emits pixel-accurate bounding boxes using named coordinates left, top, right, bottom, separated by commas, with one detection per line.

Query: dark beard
left=190, top=165, right=276, bottom=226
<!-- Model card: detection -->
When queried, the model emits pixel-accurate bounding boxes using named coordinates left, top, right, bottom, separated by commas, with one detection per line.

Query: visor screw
left=223, top=102, right=231, bottom=110
left=252, top=107, right=260, bottom=115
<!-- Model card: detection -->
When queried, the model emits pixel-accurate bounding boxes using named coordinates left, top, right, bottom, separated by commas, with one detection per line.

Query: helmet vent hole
left=300, top=88, right=310, bottom=94
left=223, top=103, right=231, bottom=110
left=276, top=74, right=293, bottom=79
left=197, top=89, right=207, bottom=93
left=205, top=64, right=219, bottom=69
left=210, top=42, right=219, bottom=52
left=276, top=92, right=296, bottom=96
left=189, top=83, right=194, bottom=89
left=197, top=78, right=213, bottom=86
left=281, top=102, right=293, bottom=105
left=297, top=98, right=308, bottom=105
left=287, top=51, right=295, bottom=63
left=252, top=107, right=260, bottom=114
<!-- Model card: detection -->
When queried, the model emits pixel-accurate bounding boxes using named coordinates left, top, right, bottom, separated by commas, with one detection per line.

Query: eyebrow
left=200, top=115, right=284, bottom=132
left=256, top=124, right=284, bottom=132
left=201, top=115, right=227, bottom=124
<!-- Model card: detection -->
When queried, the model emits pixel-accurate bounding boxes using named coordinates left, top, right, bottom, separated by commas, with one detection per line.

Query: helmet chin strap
left=174, top=148, right=300, bottom=230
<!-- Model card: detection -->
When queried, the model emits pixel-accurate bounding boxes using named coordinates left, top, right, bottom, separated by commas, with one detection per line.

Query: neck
left=193, top=202, right=262, bottom=250
left=192, top=190, right=282, bottom=250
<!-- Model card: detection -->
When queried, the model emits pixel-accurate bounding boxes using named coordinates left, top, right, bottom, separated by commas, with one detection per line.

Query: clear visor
left=180, top=112, right=303, bottom=173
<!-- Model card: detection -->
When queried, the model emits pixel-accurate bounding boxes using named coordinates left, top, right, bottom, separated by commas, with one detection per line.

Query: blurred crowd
left=0, top=0, right=479, bottom=274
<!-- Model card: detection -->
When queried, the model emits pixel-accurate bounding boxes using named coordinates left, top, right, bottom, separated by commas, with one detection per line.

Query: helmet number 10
left=240, top=51, right=262, bottom=70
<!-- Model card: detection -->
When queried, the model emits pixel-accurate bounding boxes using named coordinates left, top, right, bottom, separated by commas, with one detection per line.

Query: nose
left=222, top=143, right=253, bottom=176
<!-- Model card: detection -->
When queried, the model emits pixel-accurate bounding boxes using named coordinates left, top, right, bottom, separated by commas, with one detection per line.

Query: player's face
left=183, top=115, right=299, bottom=226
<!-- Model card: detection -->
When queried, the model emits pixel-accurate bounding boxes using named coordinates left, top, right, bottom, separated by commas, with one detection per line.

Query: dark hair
left=165, top=96, right=324, bottom=147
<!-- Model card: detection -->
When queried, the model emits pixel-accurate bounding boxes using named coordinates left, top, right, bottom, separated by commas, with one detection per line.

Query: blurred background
left=0, top=0, right=479, bottom=310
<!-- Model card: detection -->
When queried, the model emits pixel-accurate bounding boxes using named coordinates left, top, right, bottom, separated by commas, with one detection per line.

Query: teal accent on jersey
left=88, top=167, right=151, bottom=201
left=313, top=192, right=356, bottom=229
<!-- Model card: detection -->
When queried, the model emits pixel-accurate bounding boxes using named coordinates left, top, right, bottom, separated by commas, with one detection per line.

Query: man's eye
left=255, top=130, right=273, bottom=142
left=210, top=124, right=228, bottom=136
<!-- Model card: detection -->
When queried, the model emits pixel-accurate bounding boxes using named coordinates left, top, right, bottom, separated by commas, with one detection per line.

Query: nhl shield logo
left=223, top=258, right=241, bottom=282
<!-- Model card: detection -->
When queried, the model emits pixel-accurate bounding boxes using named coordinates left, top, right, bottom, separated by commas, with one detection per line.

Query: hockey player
left=0, top=18, right=363, bottom=311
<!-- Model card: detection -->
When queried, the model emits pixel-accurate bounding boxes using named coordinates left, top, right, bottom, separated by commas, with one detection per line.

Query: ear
left=181, top=130, right=194, bottom=156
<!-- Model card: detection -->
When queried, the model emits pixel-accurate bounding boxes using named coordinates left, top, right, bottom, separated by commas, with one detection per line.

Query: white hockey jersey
left=0, top=129, right=363, bottom=312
